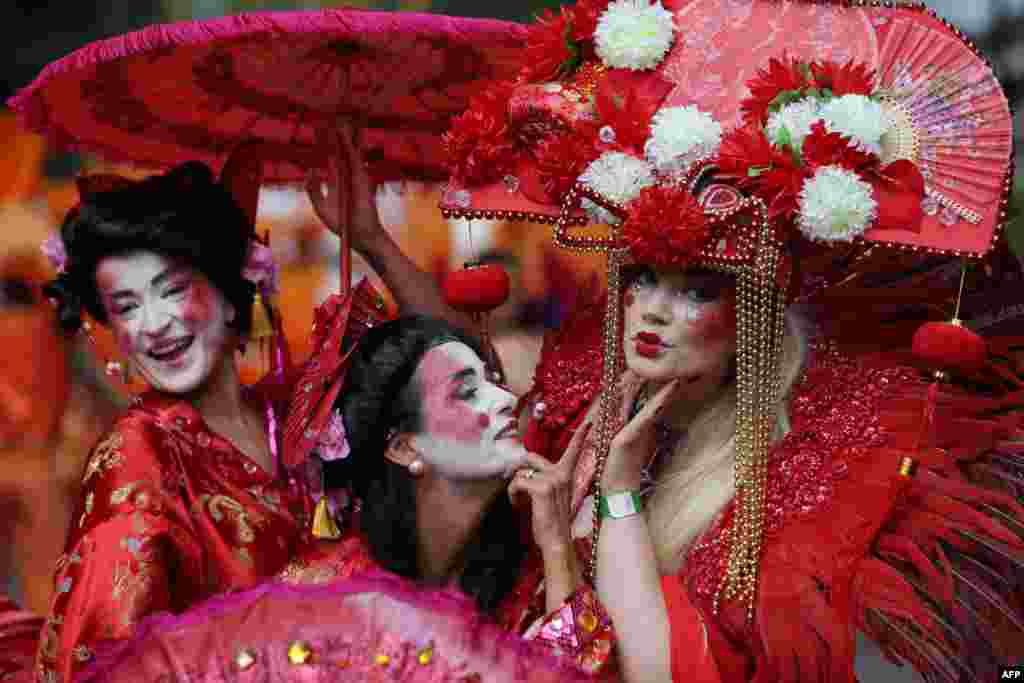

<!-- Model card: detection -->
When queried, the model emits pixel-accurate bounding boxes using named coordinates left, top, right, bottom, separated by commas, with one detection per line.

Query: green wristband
left=598, top=491, right=644, bottom=520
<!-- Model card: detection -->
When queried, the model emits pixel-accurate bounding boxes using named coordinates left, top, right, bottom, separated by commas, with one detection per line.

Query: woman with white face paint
left=277, top=315, right=616, bottom=674
left=34, top=161, right=321, bottom=682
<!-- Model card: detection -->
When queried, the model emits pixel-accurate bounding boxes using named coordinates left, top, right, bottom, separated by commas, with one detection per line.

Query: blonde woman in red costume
left=427, top=1, right=1024, bottom=681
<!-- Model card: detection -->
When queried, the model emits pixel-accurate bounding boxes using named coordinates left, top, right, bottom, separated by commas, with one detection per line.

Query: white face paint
left=96, top=250, right=235, bottom=395
left=408, top=342, right=527, bottom=481
left=623, top=267, right=737, bottom=388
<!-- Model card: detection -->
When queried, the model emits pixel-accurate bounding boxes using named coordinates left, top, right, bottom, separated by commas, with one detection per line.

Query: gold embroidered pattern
left=278, top=559, right=338, bottom=585
left=110, top=481, right=154, bottom=507
left=82, top=432, right=125, bottom=484
left=53, top=551, right=81, bottom=576
left=37, top=616, right=63, bottom=662
left=198, top=494, right=266, bottom=545
left=111, top=552, right=156, bottom=629
left=79, top=492, right=95, bottom=528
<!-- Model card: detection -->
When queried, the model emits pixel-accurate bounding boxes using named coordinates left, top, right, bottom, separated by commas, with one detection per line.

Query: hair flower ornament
left=242, top=240, right=279, bottom=295
left=315, top=409, right=351, bottom=462
left=41, top=232, right=68, bottom=274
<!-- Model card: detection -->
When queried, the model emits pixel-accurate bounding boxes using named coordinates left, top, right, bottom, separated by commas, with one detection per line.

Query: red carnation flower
left=521, top=7, right=576, bottom=82
left=594, top=68, right=674, bottom=153
left=801, top=121, right=878, bottom=173
left=716, top=122, right=804, bottom=220
left=741, top=56, right=812, bottom=126
left=533, top=123, right=601, bottom=202
left=444, top=81, right=519, bottom=186
left=810, top=59, right=874, bottom=97
left=623, top=185, right=712, bottom=268
left=570, top=0, right=610, bottom=44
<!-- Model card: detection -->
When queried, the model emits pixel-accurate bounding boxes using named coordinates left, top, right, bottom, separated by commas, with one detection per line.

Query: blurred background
left=0, top=3, right=1021, bottom=679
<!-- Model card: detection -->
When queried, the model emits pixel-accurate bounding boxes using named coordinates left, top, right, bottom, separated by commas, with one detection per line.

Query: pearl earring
left=408, top=458, right=426, bottom=477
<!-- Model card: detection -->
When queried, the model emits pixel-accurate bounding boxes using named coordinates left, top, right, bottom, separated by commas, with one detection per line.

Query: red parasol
left=7, top=9, right=526, bottom=185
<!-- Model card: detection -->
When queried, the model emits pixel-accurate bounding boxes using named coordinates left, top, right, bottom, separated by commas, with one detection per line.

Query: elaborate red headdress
left=439, top=0, right=1014, bottom=619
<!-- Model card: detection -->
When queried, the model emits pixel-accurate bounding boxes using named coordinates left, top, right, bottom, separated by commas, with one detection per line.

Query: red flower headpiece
left=622, top=185, right=712, bottom=268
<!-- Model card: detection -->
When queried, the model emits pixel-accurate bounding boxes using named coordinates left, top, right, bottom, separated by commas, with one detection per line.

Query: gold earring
left=104, top=359, right=134, bottom=384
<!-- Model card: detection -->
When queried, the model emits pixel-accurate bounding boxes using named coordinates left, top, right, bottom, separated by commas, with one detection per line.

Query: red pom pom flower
left=533, top=123, right=601, bottom=203
left=443, top=81, right=519, bottom=186
left=623, top=185, right=712, bottom=268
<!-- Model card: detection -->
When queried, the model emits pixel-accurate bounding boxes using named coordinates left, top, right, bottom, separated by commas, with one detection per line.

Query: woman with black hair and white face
left=34, top=161, right=323, bottom=682
left=278, top=315, right=614, bottom=675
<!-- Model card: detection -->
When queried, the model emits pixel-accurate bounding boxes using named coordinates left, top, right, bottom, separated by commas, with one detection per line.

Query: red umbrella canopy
left=8, top=9, right=526, bottom=183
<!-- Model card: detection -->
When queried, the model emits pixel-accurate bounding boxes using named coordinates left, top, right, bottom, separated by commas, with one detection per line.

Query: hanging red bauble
left=911, top=320, right=988, bottom=374
left=442, top=262, right=511, bottom=313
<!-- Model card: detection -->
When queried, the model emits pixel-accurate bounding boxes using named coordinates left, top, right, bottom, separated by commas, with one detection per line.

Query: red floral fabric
left=35, top=393, right=311, bottom=683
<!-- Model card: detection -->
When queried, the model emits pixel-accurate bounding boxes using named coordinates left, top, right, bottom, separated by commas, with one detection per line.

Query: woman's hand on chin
left=602, top=372, right=686, bottom=491
left=306, top=118, right=388, bottom=255
left=508, top=422, right=592, bottom=554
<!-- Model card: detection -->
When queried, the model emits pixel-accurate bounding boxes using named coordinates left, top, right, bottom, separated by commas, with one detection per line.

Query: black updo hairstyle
left=325, top=315, right=527, bottom=614
left=44, top=162, right=255, bottom=337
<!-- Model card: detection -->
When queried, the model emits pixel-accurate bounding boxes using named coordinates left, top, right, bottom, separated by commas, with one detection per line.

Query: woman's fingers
left=615, top=378, right=687, bottom=443
left=558, top=421, right=594, bottom=476
left=519, top=452, right=557, bottom=475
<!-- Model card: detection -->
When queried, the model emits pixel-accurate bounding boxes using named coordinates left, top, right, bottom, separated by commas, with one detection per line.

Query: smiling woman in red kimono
left=32, top=160, right=324, bottom=682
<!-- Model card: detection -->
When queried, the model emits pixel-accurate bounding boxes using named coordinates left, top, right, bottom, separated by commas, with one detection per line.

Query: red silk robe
left=35, top=393, right=311, bottom=683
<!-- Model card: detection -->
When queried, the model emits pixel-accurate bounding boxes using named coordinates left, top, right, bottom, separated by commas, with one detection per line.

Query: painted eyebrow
left=449, top=366, right=477, bottom=385
left=106, top=266, right=186, bottom=301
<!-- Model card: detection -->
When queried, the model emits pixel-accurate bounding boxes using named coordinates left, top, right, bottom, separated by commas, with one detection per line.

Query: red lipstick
left=634, top=332, right=668, bottom=358
left=636, top=332, right=665, bottom=346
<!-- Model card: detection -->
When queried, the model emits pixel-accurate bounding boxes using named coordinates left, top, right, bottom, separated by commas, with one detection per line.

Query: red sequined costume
left=522, top=293, right=1024, bottom=682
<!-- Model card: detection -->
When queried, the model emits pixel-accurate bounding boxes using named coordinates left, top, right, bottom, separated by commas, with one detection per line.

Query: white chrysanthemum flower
left=819, top=94, right=890, bottom=156
left=594, top=0, right=676, bottom=71
left=578, top=152, right=657, bottom=225
left=644, top=105, right=723, bottom=177
left=765, top=99, right=822, bottom=152
left=798, top=165, right=878, bottom=242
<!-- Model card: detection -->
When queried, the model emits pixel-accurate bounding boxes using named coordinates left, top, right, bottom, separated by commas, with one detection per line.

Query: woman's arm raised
left=306, top=121, right=475, bottom=331
left=593, top=377, right=681, bottom=682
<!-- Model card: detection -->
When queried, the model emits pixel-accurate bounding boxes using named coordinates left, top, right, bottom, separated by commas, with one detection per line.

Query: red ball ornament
left=911, top=320, right=988, bottom=374
left=441, top=263, right=511, bottom=314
